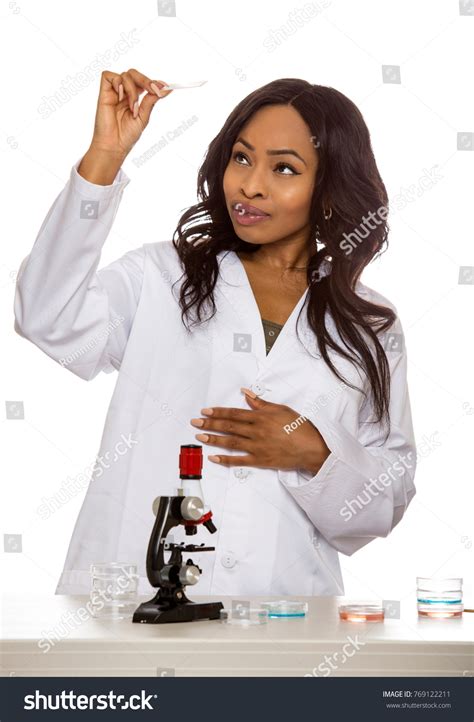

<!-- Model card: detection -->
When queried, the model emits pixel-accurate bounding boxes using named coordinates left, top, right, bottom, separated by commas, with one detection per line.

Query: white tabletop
left=1, top=594, right=473, bottom=677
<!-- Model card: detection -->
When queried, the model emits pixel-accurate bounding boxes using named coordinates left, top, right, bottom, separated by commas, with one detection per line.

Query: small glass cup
left=90, top=562, right=138, bottom=620
left=220, top=607, right=268, bottom=626
left=416, top=577, right=463, bottom=619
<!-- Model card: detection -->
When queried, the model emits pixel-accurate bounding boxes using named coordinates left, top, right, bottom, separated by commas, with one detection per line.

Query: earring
left=323, top=207, right=332, bottom=220
left=311, top=257, right=332, bottom=283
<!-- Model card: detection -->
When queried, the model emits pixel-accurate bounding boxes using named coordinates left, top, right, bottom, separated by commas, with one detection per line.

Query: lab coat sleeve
left=278, top=315, right=417, bottom=556
left=13, top=156, right=145, bottom=380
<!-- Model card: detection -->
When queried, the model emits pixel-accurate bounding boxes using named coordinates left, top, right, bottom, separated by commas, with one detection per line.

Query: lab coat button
left=250, top=382, right=265, bottom=396
left=221, top=552, right=237, bottom=568
left=233, top=467, right=250, bottom=481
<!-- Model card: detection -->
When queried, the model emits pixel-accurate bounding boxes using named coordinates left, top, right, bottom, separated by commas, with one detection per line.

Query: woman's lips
left=231, top=203, right=271, bottom=226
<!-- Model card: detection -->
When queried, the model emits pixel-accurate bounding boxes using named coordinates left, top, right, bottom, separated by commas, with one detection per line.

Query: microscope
left=132, top=444, right=224, bottom=624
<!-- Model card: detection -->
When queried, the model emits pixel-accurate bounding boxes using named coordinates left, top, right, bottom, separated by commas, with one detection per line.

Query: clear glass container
left=90, top=562, right=138, bottom=620
left=219, top=607, right=268, bottom=626
left=261, top=600, right=308, bottom=618
left=416, top=577, right=463, bottom=618
left=338, top=603, right=385, bottom=623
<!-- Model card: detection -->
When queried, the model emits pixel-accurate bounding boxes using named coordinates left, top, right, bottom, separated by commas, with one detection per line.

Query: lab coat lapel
left=216, top=249, right=313, bottom=366
left=215, top=249, right=266, bottom=363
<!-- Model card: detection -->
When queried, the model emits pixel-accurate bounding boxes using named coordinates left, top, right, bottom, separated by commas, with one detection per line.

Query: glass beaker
left=90, top=562, right=138, bottom=620
left=416, top=577, right=463, bottom=619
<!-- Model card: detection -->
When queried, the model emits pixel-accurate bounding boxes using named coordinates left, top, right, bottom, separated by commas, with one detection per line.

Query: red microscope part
left=180, top=445, right=217, bottom=534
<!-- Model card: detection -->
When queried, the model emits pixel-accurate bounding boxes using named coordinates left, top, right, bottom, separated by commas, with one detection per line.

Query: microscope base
left=133, top=595, right=224, bottom=624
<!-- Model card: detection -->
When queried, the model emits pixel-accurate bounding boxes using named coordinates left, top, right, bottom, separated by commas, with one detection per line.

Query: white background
left=1, top=0, right=473, bottom=618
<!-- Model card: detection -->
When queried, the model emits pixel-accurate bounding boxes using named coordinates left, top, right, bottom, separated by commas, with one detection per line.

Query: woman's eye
left=232, top=151, right=298, bottom=175
left=275, top=162, right=297, bottom=175
left=233, top=151, right=249, bottom=165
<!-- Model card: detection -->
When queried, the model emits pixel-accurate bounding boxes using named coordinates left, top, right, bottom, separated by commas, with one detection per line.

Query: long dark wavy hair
left=171, top=78, right=397, bottom=438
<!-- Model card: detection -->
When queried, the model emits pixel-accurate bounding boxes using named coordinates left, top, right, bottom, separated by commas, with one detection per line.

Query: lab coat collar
left=214, top=248, right=371, bottom=367
left=215, top=248, right=316, bottom=365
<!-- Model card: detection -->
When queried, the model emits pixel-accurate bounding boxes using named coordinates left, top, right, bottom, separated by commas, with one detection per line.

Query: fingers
left=100, top=70, right=173, bottom=116
left=191, top=417, right=254, bottom=438
left=200, top=407, right=255, bottom=422
left=195, top=432, right=250, bottom=451
left=121, top=69, right=172, bottom=115
left=101, top=71, right=127, bottom=109
left=207, top=455, right=253, bottom=466
left=107, top=74, right=123, bottom=100
left=137, top=89, right=162, bottom=125
left=100, top=70, right=123, bottom=97
left=150, top=80, right=173, bottom=98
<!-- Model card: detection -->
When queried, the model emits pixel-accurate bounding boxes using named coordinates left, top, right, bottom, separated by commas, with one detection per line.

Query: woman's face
left=223, top=104, right=318, bottom=249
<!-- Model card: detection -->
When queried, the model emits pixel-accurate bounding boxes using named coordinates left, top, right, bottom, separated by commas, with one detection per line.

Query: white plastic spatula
left=160, top=80, right=208, bottom=90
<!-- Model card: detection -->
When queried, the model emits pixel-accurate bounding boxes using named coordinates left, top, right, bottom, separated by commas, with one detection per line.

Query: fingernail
left=118, top=84, right=124, bottom=101
left=208, top=455, right=220, bottom=462
left=150, top=82, right=162, bottom=97
left=190, top=418, right=204, bottom=427
left=133, top=100, right=139, bottom=118
left=201, top=408, right=213, bottom=415
left=241, top=387, right=257, bottom=398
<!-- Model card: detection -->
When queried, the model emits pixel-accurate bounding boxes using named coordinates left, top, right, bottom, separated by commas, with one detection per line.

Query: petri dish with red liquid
left=338, top=602, right=385, bottom=623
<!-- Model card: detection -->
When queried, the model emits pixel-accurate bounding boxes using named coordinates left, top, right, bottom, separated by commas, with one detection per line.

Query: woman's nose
left=240, top=167, right=268, bottom=198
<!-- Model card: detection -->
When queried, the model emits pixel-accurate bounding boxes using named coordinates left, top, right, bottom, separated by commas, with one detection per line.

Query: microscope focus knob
left=179, top=564, right=201, bottom=586
left=180, top=496, right=204, bottom=521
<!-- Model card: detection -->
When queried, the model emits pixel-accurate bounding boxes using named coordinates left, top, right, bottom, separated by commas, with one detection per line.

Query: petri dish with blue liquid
left=261, top=600, right=308, bottom=618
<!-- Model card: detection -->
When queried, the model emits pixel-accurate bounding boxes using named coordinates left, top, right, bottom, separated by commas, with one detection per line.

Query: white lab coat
left=14, top=157, right=417, bottom=597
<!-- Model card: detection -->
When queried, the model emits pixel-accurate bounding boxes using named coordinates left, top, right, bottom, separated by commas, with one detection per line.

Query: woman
left=14, top=71, right=416, bottom=596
